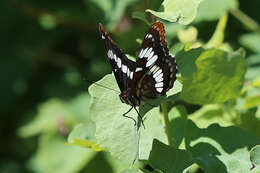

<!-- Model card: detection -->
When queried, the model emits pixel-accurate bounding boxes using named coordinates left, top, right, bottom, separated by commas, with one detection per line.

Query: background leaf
left=177, top=48, right=247, bottom=105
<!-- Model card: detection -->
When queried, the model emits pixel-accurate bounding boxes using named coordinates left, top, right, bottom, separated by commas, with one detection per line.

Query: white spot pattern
left=147, top=51, right=154, bottom=60
left=122, top=64, right=127, bottom=73
left=156, top=77, right=163, bottom=82
left=102, top=35, right=105, bottom=39
left=146, top=55, right=158, bottom=67
left=155, top=73, right=163, bottom=82
left=153, top=69, right=162, bottom=78
left=139, top=48, right=148, bottom=58
left=146, top=34, right=152, bottom=39
left=130, top=72, right=133, bottom=79
left=117, top=58, right=121, bottom=68
left=136, top=67, right=142, bottom=72
left=155, top=82, right=163, bottom=88
left=156, top=87, right=163, bottom=93
left=144, top=48, right=152, bottom=57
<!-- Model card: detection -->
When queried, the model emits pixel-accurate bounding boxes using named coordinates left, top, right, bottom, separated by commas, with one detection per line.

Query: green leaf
left=148, top=139, right=193, bottom=173
left=245, top=96, right=260, bottom=109
left=19, top=99, right=71, bottom=137
left=205, top=13, right=228, bottom=49
left=250, top=145, right=260, bottom=171
left=19, top=93, right=92, bottom=137
left=195, top=0, right=238, bottom=22
left=89, top=74, right=139, bottom=164
left=139, top=107, right=168, bottom=160
left=146, top=0, right=203, bottom=25
left=240, top=32, right=260, bottom=53
left=176, top=48, right=247, bottom=105
left=30, top=134, right=95, bottom=173
left=189, top=104, right=234, bottom=128
left=67, top=124, right=104, bottom=151
left=185, top=120, right=260, bottom=173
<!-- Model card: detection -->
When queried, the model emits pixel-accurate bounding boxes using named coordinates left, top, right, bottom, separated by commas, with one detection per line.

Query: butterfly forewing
left=99, top=24, right=136, bottom=93
left=134, top=22, right=177, bottom=98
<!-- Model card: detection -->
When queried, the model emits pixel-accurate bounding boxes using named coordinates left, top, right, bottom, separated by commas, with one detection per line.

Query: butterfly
left=99, top=22, right=177, bottom=125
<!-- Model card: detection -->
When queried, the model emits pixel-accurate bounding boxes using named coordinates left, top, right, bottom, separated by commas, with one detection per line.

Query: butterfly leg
left=122, top=106, right=137, bottom=126
left=134, top=106, right=145, bottom=129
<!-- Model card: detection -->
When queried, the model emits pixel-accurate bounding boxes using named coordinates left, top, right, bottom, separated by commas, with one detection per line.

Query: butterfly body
left=99, top=22, right=177, bottom=124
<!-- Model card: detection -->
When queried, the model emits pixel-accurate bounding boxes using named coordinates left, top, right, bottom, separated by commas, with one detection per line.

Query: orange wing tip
left=152, top=22, right=166, bottom=47
left=98, top=23, right=115, bottom=44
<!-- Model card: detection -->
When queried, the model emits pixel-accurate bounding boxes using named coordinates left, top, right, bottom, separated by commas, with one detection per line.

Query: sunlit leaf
left=146, top=0, right=203, bottom=25
left=67, top=124, right=104, bottom=151
left=250, top=145, right=260, bottom=171
left=89, top=74, right=139, bottom=164
left=139, top=107, right=167, bottom=160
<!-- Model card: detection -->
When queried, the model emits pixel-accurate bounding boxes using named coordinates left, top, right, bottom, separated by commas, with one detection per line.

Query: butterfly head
left=119, top=89, right=140, bottom=106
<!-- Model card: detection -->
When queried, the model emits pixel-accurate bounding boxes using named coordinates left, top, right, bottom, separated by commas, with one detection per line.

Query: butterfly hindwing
left=134, top=22, right=177, bottom=98
left=99, top=24, right=136, bottom=93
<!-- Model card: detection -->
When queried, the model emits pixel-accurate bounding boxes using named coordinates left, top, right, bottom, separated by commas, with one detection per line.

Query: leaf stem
left=161, top=102, right=174, bottom=146
left=230, top=9, right=260, bottom=32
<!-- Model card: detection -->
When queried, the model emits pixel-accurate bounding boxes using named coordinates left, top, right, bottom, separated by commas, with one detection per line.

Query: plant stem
left=230, top=9, right=259, bottom=32
left=161, top=102, right=174, bottom=146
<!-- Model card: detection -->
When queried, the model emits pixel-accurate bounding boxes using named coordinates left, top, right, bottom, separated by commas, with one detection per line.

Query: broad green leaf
left=195, top=0, right=238, bottom=22
left=245, top=96, right=260, bottom=109
left=189, top=104, right=234, bottom=128
left=19, top=99, right=71, bottom=137
left=89, top=74, right=139, bottom=164
left=139, top=107, right=168, bottom=160
left=146, top=0, right=203, bottom=25
left=185, top=120, right=260, bottom=173
left=176, top=48, right=247, bottom=105
left=205, top=13, right=228, bottom=49
left=148, top=139, right=193, bottom=173
left=67, top=124, right=104, bottom=151
left=240, top=33, right=260, bottom=53
left=250, top=145, right=260, bottom=171
left=30, top=134, right=95, bottom=173
left=88, top=0, right=138, bottom=30
left=19, top=93, right=92, bottom=137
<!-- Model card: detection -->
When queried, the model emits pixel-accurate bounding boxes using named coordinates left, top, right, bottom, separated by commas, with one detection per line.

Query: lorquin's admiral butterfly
left=99, top=22, right=177, bottom=125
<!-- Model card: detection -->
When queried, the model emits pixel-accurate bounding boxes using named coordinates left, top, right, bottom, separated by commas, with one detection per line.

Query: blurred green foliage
left=1, top=0, right=260, bottom=172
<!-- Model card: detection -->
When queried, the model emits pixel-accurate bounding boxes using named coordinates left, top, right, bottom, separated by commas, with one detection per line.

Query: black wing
left=134, top=22, right=178, bottom=98
left=99, top=23, right=136, bottom=92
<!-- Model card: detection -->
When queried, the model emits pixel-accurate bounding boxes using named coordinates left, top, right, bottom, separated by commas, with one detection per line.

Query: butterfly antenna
left=83, top=78, right=120, bottom=94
